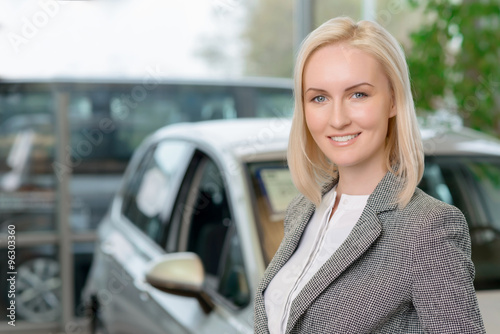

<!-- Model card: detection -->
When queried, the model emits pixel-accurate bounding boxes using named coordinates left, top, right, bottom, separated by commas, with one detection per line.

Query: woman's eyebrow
left=304, top=82, right=374, bottom=94
left=304, top=87, right=328, bottom=94
left=344, top=82, right=374, bottom=91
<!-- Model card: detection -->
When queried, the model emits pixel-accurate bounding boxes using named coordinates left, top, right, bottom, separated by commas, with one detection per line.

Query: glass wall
left=0, top=79, right=292, bottom=332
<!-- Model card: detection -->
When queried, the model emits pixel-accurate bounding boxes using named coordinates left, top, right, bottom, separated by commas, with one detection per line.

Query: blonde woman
left=254, top=17, right=485, bottom=333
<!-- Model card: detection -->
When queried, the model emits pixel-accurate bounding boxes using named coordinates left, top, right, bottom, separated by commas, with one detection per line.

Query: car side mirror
left=145, top=252, right=214, bottom=314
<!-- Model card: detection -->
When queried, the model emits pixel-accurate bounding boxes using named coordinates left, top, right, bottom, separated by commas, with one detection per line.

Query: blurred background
left=0, top=0, right=498, bottom=333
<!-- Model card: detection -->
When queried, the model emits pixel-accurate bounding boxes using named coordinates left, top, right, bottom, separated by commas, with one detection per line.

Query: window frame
left=169, top=150, right=251, bottom=309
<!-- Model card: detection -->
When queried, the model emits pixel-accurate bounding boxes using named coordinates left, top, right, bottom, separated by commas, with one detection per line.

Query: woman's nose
left=328, top=102, right=351, bottom=129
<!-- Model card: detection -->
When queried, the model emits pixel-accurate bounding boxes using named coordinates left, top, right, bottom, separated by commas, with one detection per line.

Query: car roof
left=152, top=118, right=291, bottom=159
left=421, top=127, right=500, bottom=156
left=150, top=118, right=500, bottom=159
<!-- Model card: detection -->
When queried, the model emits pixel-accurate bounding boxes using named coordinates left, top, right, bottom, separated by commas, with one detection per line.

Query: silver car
left=82, top=118, right=500, bottom=333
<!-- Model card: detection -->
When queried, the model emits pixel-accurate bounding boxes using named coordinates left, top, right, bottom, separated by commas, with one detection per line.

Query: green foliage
left=407, top=0, right=500, bottom=135
left=241, top=0, right=294, bottom=77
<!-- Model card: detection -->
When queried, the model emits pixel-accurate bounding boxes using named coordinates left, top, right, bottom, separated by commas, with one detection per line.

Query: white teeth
left=330, top=134, right=359, bottom=142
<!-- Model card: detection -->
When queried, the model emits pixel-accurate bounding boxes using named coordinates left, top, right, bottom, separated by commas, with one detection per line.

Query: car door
left=146, top=151, right=254, bottom=334
left=97, top=139, right=196, bottom=334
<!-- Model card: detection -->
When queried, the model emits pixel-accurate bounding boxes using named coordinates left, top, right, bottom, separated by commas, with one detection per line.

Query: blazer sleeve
left=411, top=204, right=486, bottom=333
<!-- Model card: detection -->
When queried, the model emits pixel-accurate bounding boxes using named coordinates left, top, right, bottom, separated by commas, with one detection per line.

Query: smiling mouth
left=330, top=133, right=360, bottom=142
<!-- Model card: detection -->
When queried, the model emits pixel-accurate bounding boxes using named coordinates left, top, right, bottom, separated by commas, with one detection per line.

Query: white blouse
left=264, top=187, right=369, bottom=334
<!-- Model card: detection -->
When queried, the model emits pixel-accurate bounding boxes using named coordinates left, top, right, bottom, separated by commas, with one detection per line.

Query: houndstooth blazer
left=254, top=170, right=485, bottom=334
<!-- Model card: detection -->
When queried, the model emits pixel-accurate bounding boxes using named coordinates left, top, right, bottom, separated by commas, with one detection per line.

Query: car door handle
left=134, top=279, right=150, bottom=301
left=101, top=241, right=114, bottom=256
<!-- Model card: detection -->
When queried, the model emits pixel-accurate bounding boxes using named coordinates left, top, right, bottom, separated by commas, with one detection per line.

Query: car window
left=461, top=159, right=500, bottom=290
left=121, top=140, right=192, bottom=244
left=178, top=156, right=250, bottom=307
left=420, top=161, right=472, bottom=221
left=217, top=227, right=250, bottom=307
left=466, top=160, right=500, bottom=228
left=246, top=161, right=296, bottom=265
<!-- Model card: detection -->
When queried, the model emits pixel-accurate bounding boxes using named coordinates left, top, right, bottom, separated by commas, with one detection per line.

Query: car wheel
left=16, top=257, right=62, bottom=322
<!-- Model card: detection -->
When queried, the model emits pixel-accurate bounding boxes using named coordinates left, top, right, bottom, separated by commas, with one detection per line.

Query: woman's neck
left=336, top=163, right=388, bottom=197
left=329, top=162, right=388, bottom=220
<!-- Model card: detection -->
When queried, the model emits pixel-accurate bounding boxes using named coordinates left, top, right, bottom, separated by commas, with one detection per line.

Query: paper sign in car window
left=137, top=167, right=169, bottom=217
left=257, top=168, right=298, bottom=216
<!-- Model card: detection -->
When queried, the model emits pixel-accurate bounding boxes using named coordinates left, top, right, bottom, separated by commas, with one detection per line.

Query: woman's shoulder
left=402, top=187, right=466, bottom=224
left=402, top=188, right=472, bottom=265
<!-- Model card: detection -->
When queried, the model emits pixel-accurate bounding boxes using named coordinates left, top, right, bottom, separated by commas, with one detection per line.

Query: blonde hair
left=288, top=16, right=424, bottom=208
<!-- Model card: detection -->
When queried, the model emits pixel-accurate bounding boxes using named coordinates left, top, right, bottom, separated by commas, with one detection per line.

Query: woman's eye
left=352, top=92, right=367, bottom=99
left=313, top=96, right=326, bottom=103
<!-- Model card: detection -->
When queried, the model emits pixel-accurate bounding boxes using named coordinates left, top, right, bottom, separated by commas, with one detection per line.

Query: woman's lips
left=329, top=133, right=360, bottom=143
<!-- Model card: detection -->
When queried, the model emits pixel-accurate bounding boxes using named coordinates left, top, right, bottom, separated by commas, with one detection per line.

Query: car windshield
left=248, top=156, right=500, bottom=290
left=246, top=161, right=299, bottom=265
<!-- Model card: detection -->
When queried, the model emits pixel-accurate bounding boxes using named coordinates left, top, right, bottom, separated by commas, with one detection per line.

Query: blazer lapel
left=257, top=198, right=316, bottom=292
left=256, top=180, right=337, bottom=295
left=285, top=207, right=382, bottom=333
left=285, top=170, right=401, bottom=333
left=254, top=182, right=337, bottom=334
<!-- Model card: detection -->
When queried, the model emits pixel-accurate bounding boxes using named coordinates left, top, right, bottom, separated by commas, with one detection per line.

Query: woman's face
left=303, top=43, right=396, bottom=173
